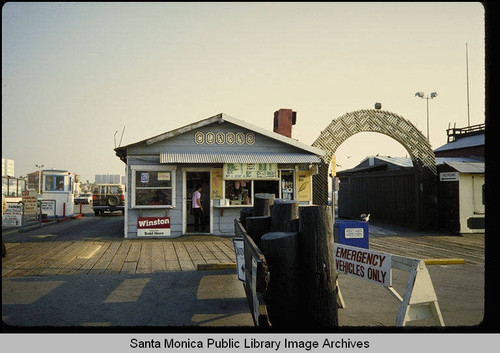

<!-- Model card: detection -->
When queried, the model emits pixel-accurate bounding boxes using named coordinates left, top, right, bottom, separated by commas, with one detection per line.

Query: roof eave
left=115, top=112, right=325, bottom=157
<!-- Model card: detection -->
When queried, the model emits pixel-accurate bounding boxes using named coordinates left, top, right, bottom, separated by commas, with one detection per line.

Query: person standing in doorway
left=192, top=183, right=205, bottom=232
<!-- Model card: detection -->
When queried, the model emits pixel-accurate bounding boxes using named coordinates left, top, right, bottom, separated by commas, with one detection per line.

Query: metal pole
left=426, top=97, right=430, bottom=142
left=466, top=42, right=471, bottom=127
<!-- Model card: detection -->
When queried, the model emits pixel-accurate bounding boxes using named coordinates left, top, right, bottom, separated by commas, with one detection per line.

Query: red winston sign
left=137, top=217, right=171, bottom=236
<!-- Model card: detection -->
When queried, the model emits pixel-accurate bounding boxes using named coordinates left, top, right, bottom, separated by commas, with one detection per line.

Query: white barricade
left=334, top=243, right=445, bottom=327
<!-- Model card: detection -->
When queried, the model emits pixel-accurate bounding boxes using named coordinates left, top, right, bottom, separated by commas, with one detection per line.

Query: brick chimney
left=273, top=109, right=297, bottom=138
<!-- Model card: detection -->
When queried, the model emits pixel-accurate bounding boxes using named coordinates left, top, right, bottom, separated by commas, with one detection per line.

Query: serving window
left=131, top=166, right=176, bottom=208
left=224, top=180, right=252, bottom=205
left=221, top=167, right=297, bottom=206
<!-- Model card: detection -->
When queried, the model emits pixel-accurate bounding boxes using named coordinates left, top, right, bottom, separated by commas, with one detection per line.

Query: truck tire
left=107, top=195, right=119, bottom=207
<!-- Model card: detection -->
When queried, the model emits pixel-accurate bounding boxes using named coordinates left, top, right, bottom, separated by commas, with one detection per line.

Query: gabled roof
left=435, top=157, right=483, bottom=165
left=443, top=161, right=484, bottom=174
left=434, top=133, right=484, bottom=152
left=359, top=155, right=413, bottom=168
left=115, top=113, right=324, bottom=157
left=336, top=164, right=387, bottom=176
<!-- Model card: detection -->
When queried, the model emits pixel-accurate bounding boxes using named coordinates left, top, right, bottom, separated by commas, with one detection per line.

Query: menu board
left=223, top=163, right=278, bottom=180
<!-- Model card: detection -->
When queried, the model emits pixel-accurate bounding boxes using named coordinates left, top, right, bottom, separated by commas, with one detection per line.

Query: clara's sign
left=195, top=131, right=255, bottom=146
left=334, top=243, right=392, bottom=286
left=137, top=217, right=171, bottom=236
left=223, top=163, right=278, bottom=180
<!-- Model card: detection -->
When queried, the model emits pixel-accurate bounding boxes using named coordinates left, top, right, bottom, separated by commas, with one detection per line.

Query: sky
left=2, top=2, right=485, bottom=183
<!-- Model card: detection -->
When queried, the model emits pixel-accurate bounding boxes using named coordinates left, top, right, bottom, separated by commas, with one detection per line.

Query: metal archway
left=312, top=109, right=438, bottom=230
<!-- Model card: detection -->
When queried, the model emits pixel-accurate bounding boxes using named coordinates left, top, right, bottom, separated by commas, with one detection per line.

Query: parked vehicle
left=92, top=184, right=125, bottom=216
left=74, top=193, right=92, bottom=204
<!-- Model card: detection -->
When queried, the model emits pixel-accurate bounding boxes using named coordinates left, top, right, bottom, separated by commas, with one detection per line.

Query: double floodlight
left=415, top=91, right=438, bottom=99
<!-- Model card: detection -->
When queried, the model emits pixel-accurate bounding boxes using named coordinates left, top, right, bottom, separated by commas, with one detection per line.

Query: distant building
left=436, top=159, right=484, bottom=234
left=95, top=174, right=122, bottom=184
left=27, top=170, right=43, bottom=192
left=337, top=151, right=484, bottom=234
left=434, top=123, right=484, bottom=160
left=2, top=158, right=15, bottom=177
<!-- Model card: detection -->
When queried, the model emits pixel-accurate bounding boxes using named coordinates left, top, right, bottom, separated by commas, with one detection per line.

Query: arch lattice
left=312, top=109, right=438, bottom=230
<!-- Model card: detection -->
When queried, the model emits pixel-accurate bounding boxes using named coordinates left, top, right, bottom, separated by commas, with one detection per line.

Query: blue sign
left=141, top=173, right=149, bottom=183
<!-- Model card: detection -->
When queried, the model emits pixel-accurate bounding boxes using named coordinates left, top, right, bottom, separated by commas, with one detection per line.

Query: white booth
left=42, top=169, right=75, bottom=218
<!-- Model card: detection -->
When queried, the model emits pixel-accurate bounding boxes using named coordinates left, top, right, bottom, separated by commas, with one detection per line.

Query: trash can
left=334, top=220, right=369, bottom=249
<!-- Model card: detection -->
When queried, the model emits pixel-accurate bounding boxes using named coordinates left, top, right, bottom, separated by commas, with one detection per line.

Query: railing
left=446, top=123, right=485, bottom=142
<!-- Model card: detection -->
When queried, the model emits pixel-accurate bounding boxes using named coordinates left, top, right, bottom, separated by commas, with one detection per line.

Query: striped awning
left=160, top=151, right=321, bottom=164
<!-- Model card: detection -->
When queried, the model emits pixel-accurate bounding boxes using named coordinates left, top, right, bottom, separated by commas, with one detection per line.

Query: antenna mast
left=119, top=125, right=125, bottom=147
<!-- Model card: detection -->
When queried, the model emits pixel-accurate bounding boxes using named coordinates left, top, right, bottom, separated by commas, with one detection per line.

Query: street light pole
left=426, top=97, right=430, bottom=143
left=415, top=91, right=438, bottom=142
left=35, top=164, right=44, bottom=194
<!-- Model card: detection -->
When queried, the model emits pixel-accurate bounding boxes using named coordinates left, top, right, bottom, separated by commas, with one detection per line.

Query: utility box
left=334, top=220, right=369, bottom=249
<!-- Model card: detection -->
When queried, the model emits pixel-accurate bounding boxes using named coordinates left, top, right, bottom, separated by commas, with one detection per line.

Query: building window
left=254, top=180, right=279, bottom=197
left=131, top=166, right=176, bottom=208
left=45, top=175, right=65, bottom=191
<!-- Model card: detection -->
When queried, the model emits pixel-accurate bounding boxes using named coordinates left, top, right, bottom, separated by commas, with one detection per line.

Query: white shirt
left=192, top=190, right=201, bottom=209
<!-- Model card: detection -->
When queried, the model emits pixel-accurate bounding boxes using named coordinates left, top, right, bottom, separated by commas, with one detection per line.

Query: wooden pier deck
left=2, top=238, right=236, bottom=278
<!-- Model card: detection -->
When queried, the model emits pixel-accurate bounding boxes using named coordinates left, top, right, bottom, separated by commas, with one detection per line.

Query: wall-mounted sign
left=137, top=217, right=171, bottom=236
left=140, top=173, right=150, bottom=183
left=223, top=163, right=278, bottom=180
left=334, top=243, right=392, bottom=286
left=440, top=172, right=459, bottom=182
left=211, top=168, right=223, bottom=199
left=194, top=131, right=255, bottom=146
left=157, top=172, right=171, bottom=181
left=297, top=170, right=312, bottom=201
left=41, top=201, right=55, bottom=215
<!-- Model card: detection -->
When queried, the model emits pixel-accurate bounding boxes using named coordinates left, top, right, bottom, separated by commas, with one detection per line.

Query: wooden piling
left=240, top=208, right=254, bottom=230
left=270, top=199, right=299, bottom=232
left=246, top=216, right=272, bottom=248
left=253, top=193, right=275, bottom=217
left=298, top=205, right=338, bottom=327
left=261, top=231, right=299, bottom=328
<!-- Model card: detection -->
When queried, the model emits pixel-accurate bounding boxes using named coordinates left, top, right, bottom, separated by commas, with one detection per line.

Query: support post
left=298, top=205, right=338, bottom=327
left=239, top=208, right=254, bottom=230
left=270, top=199, right=299, bottom=232
left=253, top=193, right=275, bottom=217
left=246, top=216, right=272, bottom=248
left=261, top=231, right=299, bottom=328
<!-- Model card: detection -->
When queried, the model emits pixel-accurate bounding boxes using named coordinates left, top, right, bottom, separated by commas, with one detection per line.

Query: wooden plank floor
left=2, top=239, right=237, bottom=278
left=2, top=233, right=483, bottom=278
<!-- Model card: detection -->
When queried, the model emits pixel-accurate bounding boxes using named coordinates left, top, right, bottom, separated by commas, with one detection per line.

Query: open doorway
left=185, top=171, right=210, bottom=234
